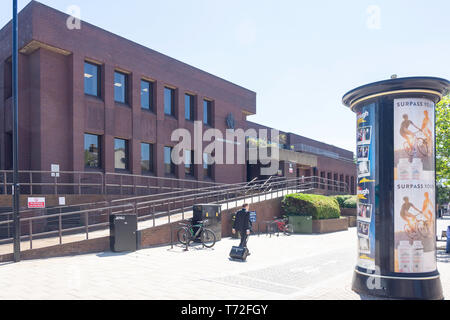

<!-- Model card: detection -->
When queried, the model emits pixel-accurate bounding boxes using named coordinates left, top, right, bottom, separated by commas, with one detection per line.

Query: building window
left=203, top=100, right=212, bottom=126
left=203, top=153, right=213, bottom=179
left=114, top=138, right=129, bottom=170
left=84, top=62, right=101, bottom=97
left=164, top=146, right=175, bottom=175
left=141, top=80, right=154, bottom=111
left=351, top=176, right=355, bottom=195
left=185, top=94, right=195, bottom=121
left=141, top=143, right=154, bottom=173
left=84, top=133, right=101, bottom=169
left=164, top=87, right=175, bottom=116
left=320, top=171, right=325, bottom=189
left=114, top=71, right=128, bottom=104
left=327, top=172, right=332, bottom=190
left=5, top=132, right=12, bottom=170
left=185, top=150, right=194, bottom=176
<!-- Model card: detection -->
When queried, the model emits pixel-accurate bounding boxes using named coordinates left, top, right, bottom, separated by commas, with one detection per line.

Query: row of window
left=84, top=61, right=213, bottom=125
left=84, top=133, right=213, bottom=178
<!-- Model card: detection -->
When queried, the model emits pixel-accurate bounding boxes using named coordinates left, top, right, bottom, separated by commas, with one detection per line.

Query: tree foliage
left=436, top=94, right=450, bottom=203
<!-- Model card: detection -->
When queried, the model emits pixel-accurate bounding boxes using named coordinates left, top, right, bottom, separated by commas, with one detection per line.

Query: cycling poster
left=356, top=103, right=376, bottom=271
left=393, top=98, right=436, bottom=274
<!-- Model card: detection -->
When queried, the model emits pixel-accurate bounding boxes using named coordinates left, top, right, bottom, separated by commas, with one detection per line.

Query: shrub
left=342, top=196, right=357, bottom=209
left=333, top=195, right=357, bottom=208
left=333, top=195, right=353, bottom=207
left=282, top=193, right=340, bottom=220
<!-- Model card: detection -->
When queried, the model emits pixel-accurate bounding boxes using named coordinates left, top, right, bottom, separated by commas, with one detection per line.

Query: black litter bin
left=192, top=204, right=222, bottom=241
left=109, top=214, right=137, bottom=252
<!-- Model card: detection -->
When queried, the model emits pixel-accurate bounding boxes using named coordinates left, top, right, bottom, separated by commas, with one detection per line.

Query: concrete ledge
left=0, top=236, right=109, bottom=263
left=347, top=216, right=357, bottom=228
left=312, top=217, right=349, bottom=234
left=340, top=208, right=357, bottom=217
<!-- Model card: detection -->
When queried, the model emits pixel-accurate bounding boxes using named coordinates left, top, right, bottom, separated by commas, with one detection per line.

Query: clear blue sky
left=1, top=0, right=449, bottom=153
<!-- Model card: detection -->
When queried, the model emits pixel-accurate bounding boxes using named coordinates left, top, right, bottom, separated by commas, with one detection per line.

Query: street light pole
left=12, top=0, right=21, bottom=262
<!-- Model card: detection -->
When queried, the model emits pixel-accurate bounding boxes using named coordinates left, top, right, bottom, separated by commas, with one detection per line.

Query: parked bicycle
left=177, top=219, right=216, bottom=248
left=267, top=215, right=293, bottom=236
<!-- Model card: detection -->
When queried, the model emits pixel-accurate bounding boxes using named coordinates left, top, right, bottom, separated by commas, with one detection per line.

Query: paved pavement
left=0, top=218, right=448, bottom=300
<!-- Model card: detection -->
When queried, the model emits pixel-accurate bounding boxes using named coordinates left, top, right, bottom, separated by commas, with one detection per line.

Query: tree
left=436, top=94, right=450, bottom=204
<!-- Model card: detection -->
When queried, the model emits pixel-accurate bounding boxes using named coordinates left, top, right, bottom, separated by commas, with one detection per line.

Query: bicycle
left=403, top=130, right=429, bottom=157
left=268, top=215, right=293, bottom=236
left=404, top=212, right=432, bottom=240
left=176, top=219, right=216, bottom=248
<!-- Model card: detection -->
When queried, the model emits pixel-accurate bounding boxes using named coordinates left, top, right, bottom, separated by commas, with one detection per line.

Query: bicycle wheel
left=417, top=139, right=428, bottom=157
left=283, top=224, right=294, bottom=236
left=201, top=229, right=216, bottom=248
left=177, top=228, right=190, bottom=245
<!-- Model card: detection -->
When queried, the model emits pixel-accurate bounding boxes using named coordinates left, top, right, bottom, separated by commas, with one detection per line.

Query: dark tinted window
left=84, top=62, right=101, bottom=97
left=114, top=71, right=128, bottom=104
left=164, top=146, right=175, bottom=175
left=203, top=100, right=212, bottom=126
left=114, top=138, right=129, bottom=170
left=203, top=153, right=213, bottom=179
left=84, top=134, right=101, bottom=168
left=185, top=94, right=194, bottom=121
left=185, top=150, right=194, bottom=176
left=164, top=87, right=175, bottom=116
left=141, top=143, right=154, bottom=173
left=141, top=80, right=153, bottom=111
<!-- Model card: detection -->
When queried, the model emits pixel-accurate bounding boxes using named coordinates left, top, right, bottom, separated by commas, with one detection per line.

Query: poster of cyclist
left=356, top=103, right=376, bottom=271
left=393, top=98, right=436, bottom=274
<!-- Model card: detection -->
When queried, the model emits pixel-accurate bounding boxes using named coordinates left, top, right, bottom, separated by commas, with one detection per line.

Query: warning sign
left=28, top=197, right=46, bottom=209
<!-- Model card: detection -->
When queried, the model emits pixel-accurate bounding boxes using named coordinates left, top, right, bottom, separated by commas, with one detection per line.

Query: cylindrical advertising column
left=343, top=77, right=450, bottom=300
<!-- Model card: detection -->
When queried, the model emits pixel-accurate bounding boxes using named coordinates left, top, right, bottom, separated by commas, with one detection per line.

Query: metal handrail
left=0, top=175, right=351, bottom=251
left=0, top=170, right=225, bottom=196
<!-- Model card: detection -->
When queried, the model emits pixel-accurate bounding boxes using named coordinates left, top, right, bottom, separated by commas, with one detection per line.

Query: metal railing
left=0, top=170, right=223, bottom=196
left=0, top=175, right=350, bottom=251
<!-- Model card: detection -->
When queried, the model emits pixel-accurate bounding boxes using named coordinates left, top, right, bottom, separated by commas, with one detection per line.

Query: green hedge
left=333, top=195, right=357, bottom=209
left=281, top=193, right=341, bottom=220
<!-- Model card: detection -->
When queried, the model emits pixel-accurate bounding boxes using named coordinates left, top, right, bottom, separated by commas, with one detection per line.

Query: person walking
left=232, top=204, right=252, bottom=253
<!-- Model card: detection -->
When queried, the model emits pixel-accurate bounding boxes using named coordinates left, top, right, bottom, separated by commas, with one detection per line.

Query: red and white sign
left=28, top=197, right=46, bottom=209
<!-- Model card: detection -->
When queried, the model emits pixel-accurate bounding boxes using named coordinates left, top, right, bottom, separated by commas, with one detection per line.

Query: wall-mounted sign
left=249, top=211, right=257, bottom=223
left=28, top=197, right=46, bottom=209
left=51, top=164, right=60, bottom=177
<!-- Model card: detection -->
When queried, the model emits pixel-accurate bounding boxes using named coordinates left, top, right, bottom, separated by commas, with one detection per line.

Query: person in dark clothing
left=232, top=204, right=252, bottom=251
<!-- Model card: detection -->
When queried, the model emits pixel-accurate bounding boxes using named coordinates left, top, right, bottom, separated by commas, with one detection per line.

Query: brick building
left=0, top=1, right=356, bottom=193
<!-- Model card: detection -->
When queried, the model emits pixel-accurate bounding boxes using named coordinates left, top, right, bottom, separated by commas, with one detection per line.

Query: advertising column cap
left=342, top=77, right=450, bottom=112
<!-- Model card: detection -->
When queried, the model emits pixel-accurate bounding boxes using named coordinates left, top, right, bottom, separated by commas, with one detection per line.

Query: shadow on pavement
left=437, top=250, right=450, bottom=263
left=0, top=261, right=15, bottom=267
left=166, top=242, right=215, bottom=253
left=358, top=294, right=390, bottom=300
left=96, top=251, right=135, bottom=258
